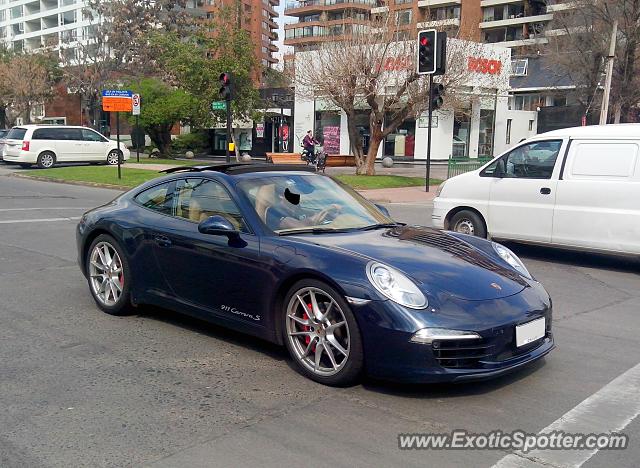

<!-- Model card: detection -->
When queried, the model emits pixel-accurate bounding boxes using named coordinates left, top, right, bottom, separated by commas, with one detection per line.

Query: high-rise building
left=204, top=0, right=280, bottom=70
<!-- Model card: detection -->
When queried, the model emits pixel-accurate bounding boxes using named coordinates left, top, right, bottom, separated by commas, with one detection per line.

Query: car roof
left=10, top=125, right=90, bottom=130
left=160, top=163, right=318, bottom=177
left=536, top=124, right=640, bottom=139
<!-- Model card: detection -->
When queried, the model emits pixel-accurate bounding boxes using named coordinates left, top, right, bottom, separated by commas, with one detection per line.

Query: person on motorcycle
left=302, top=130, right=318, bottom=160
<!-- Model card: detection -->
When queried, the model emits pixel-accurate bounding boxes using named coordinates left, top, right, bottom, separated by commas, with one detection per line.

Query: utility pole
left=600, top=19, right=618, bottom=125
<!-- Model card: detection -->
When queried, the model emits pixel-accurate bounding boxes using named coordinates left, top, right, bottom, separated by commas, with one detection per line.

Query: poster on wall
left=418, top=114, right=438, bottom=128
left=279, top=124, right=290, bottom=152
left=239, top=131, right=252, bottom=151
left=322, top=126, right=340, bottom=154
left=256, top=123, right=265, bottom=138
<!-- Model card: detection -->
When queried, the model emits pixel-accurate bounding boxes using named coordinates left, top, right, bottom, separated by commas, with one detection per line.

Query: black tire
left=107, top=150, right=122, bottom=165
left=36, top=151, right=56, bottom=169
left=282, top=279, right=364, bottom=386
left=449, top=210, right=487, bottom=238
left=85, top=234, right=134, bottom=316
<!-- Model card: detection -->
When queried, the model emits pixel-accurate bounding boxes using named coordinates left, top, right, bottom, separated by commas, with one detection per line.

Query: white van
left=2, top=125, right=130, bottom=168
left=433, top=124, right=640, bottom=256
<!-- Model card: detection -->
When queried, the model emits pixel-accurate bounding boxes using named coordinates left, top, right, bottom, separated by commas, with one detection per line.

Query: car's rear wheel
left=86, top=234, right=133, bottom=316
left=283, top=279, right=363, bottom=386
left=450, top=210, right=487, bottom=238
left=37, top=151, right=56, bottom=169
left=107, top=150, right=121, bottom=165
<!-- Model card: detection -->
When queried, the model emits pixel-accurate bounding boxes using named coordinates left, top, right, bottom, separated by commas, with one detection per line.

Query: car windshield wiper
left=277, top=227, right=354, bottom=236
left=358, top=222, right=405, bottom=231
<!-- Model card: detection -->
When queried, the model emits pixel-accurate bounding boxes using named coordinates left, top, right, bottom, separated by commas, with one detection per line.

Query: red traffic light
left=420, top=36, right=429, bottom=46
left=219, top=72, right=230, bottom=84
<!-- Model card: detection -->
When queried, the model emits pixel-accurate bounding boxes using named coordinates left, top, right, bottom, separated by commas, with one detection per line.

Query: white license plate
left=516, top=317, right=546, bottom=347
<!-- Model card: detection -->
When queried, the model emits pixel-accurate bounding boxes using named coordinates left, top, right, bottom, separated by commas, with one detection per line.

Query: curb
left=10, top=173, right=128, bottom=191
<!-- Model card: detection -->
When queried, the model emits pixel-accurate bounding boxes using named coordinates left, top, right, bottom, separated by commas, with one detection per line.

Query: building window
left=396, top=9, right=412, bottom=26
left=506, top=119, right=512, bottom=145
left=511, top=59, right=528, bottom=76
left=512, top=94, right=543, bottom=111
left=529, top=120, right=534, bottom=131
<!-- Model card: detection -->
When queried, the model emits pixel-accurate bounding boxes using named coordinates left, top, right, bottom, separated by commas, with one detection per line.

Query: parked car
left=2, top=125, right=130, bottom=168
left=77, top=164, right=553, bottom=386
left=433, top=124, right=640, bottom=256
left=0, top=128, right=9, bottom=161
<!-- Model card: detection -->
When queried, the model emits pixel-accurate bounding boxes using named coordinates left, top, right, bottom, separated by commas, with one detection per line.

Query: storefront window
left=453, top=111, right=470, bottom=159
left=315, top=111, right=341, bottom=155
left=479, top=109, right=495, bottom=158
left=384, top=115, right=415, bottom=159
left=353, top=111, right=370, bottom=155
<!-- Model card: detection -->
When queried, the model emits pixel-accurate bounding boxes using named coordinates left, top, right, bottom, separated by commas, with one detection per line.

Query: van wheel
left=450, top=210, right=487, bottom=238
left=107, top=150, right=122, bottom=165
left=37, top=152, right=56, bottom=169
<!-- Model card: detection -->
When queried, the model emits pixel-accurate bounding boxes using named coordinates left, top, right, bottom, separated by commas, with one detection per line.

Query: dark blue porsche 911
left=77, top=163, right=554, bottom=386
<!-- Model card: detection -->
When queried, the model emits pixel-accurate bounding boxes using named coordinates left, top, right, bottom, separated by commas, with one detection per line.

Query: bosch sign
left=468, top=57, right=502, bottom=75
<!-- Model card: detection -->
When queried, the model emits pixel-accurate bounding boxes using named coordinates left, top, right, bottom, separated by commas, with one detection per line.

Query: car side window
left=134, top=182, right=175, bottom=215
left=481, top=140, right=563, bottom=179
left=33, top=128, right=56, bottom=140
left=82, top=129, right=107, bottom=142
left=175, top=178, right=248, bottom=232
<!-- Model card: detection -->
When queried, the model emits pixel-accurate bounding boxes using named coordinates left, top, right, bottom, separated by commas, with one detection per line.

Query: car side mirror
left=375, top=203, right=391, bottom=217
left=198, top=215, right=240, bottom=239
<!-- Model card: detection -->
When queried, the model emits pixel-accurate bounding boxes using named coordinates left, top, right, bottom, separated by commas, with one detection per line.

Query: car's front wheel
left=283, top=279, right=363, bottom=386
left=86, top=234, right=133, bottom=316
left=450, top=210, right=487, bottom=238
left=107, top=150, right=122, bottom=165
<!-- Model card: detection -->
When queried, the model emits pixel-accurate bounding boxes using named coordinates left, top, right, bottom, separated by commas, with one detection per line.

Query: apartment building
left=283, top=0, right=482, bottom=49
left=204, top=0, right=280, bottom=69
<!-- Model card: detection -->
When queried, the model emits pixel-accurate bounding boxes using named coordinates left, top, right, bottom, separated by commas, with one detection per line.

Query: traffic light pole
left=116, top=112, right=121, bottom=180
left=225, top=100, right=231, bottom=163
left=425, top=75, right=433, bottom=192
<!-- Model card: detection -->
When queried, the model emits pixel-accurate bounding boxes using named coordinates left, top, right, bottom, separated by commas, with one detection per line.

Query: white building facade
left=294, top=38, right=538, bottom=161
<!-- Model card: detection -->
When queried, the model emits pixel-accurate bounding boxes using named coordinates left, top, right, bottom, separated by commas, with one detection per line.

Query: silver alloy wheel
left=89, top=241, right=124, bottom=307
left=40, top=153, right=54, bottom=168
left=454, top=218, right=475, bottom=235
left=107, top=150, right=120, bottom=165
left=286, top=287, right=350, bottom=377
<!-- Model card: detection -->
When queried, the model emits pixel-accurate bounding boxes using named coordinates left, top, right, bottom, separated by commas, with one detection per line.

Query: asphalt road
left=1, top=165, right=639, bottom=468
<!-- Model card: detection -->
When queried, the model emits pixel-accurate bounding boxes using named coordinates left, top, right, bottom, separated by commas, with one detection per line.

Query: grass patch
left=334, top=174, right=443, bottom=190
left=25, top=166, right=162, bottom=188
left=129, top=158, right=192, bottom=166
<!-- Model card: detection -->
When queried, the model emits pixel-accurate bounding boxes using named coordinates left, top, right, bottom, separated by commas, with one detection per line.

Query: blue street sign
left=102, top=90, right=133, bottom=97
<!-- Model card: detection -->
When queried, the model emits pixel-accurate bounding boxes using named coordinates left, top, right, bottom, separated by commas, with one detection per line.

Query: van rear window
left=7, top=128, right=27, bottom=140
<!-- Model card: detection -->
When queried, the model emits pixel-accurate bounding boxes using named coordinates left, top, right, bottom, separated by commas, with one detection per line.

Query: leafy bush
left=171, top=132, right=209, bottom=154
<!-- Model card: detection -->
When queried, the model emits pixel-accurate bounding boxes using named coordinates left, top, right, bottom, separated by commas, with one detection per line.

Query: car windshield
left=237, top=174, right=395, bottom=234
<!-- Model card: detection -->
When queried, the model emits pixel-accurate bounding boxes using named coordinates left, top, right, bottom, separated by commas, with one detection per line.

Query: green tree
left=125, top=78, right=197, bottom=156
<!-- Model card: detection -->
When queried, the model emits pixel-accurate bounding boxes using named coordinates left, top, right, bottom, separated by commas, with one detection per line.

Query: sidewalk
left=359, top=185, right=438, bottom=204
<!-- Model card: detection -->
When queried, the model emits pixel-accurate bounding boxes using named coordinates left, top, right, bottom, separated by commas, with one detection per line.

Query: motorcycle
left=301, top=144, right=327, bottom=173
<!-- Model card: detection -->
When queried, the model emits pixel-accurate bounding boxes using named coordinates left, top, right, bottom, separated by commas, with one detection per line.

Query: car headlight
left=435, top=180, right=447, bottom=197
left=492, top=242, right=532, bottom=279
left=366, top=262, right=427, bottom=309
left=410, top=328, right=481, bottom=345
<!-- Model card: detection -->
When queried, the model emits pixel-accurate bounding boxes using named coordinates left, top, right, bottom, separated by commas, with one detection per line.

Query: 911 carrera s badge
left=491, top=282, right=502, bottom=290
left=221, top=304, right=261, bottom=321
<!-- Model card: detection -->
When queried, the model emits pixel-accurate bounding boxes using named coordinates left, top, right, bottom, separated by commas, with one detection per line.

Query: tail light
left=21, top=141, right=30, bottom=151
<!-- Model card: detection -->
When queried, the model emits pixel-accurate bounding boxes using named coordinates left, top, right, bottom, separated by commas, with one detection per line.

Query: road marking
left=0, top=216, right=81, bottom=224
left=493, top=362, right=640, bottom=468
left=0, top=207, right=87, bottom=212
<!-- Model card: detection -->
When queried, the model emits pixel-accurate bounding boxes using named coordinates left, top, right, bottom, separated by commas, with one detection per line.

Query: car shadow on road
left=505, top=242, right=640, bottom=274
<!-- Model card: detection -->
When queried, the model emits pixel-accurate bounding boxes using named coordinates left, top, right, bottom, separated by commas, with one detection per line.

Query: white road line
left=0, top=216, right=81, bottom=224
left=493, top=362, right=640, bottom=468
left=0, top=207, right=87, bottom=212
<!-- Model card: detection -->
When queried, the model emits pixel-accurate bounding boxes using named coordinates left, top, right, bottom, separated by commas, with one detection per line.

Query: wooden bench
left=325, top=154, right=357, bottom=167
left=266, top=152, right=302, bottom=164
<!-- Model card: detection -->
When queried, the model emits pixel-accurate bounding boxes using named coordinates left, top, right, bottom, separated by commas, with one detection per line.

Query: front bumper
left=431, top=197, right=447, bottom=229
left=353, top=283, right=554, bottom=383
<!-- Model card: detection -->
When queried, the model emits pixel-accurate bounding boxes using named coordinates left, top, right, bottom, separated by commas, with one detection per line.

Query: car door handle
left=540, top=187, right=551, bottom=195
left=153, top=235, right=172, bottom=247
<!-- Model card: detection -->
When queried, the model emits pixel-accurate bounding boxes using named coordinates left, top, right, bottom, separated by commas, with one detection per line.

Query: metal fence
left=447, top=157, right=492, bottom=179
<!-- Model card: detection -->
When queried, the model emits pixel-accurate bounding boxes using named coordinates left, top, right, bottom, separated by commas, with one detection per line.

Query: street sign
left=102, top=90, right=133, bottom=112
left=132, top=93, right=141, bottom=116
left=211, top=101, right=226, bottom=111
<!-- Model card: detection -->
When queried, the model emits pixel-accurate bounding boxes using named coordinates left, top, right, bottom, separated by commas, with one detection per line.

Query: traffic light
left=417, top=30, right=437, bottom=75
left=431, top=83, right=445, bottom=110
left=219, top=72, right=232, bottom=101
left=435, top=31, right=447, bottom=76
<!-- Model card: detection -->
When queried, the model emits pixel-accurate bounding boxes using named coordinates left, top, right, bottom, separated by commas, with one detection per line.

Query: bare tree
left=296, top=15, right=505, bottom=175
left=0, top=54, right=56, bottom=124
left=548, top=0, right=640, bottom=123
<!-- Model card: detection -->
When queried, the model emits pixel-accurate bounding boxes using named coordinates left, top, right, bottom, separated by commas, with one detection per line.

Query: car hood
left=294, top=226, right=529, bottom=301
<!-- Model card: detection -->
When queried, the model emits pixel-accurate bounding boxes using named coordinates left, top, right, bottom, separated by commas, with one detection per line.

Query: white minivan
left=2, top=125, right=130, bottom=168
left=433, top=124, right=640, bottom=256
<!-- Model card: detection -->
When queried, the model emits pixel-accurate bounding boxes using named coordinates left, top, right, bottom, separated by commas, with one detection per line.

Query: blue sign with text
left=102, top=90, right=133, bottom=97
